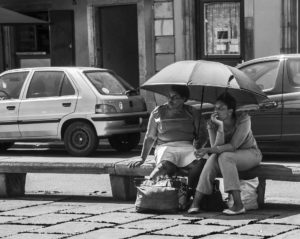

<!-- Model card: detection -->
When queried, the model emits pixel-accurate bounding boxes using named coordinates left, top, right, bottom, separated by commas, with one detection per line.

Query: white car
left=0, top=67, right=149, bottom=156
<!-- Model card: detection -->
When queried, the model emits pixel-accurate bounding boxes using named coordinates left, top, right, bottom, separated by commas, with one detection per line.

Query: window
left=239, top=61, right=280, bottom=91
left=287, top=58, right=300, bottom=86
left=0, top=72, right=28, bottom=100
left=84, top=71, right=132, bottom=95
left=15, top=12, right=49, bottom=53
left=203, top=2, right=241, bottom=56
left=26, top=71, right=75, bottom=98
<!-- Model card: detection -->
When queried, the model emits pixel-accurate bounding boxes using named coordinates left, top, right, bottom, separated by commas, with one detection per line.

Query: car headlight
left=95, top=104, right=117, bottom=113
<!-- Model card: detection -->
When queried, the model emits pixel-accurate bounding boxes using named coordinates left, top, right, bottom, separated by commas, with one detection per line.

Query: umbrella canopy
left=141, top=60, right=268, bottom=106
left=0, top=7, right=48, bottom=25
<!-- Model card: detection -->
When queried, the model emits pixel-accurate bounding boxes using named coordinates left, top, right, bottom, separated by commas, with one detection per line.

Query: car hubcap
left=71, top=130, right=89, bottom=149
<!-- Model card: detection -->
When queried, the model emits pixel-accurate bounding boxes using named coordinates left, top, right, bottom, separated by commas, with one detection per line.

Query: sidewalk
left=0, top=195, right=300, bottom=239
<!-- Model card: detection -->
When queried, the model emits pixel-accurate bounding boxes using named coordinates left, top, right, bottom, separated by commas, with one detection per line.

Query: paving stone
left=201, top=234, right=262, bottom=239
left=34, top=221, right=112, bottom=235
left=0, top=224, right=42, bottom=238
left=62, top=203, right=133, bottom=215
left=154, top=224, right=230, bottom=237
left=13, top=213, right=87, bottom=225
left=122, top=218, right=180, bottom=230
left=271, top=229, right=300, bottom=239
left=67, top=228, right=147, bottom=239
left=261, top=213, right=300, bottom=225
left=153, top=214, right=195, bottom=223
left=0, top=216, right=25, bottom=223
left=197, top=213, right=269, bottom=227
left=226, top=224, right=297, bottom=237
left=0, top=204, right=77, bottom=217
left=79, top=212, right=152, bottom=224
left=134, top=235, right=191, bottom=239
left=0, top=200, right=51, bottom=212
left=4, top=233, right=65, bottom=239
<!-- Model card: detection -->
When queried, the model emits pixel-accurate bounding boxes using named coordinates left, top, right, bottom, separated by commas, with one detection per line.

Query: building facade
left=0, top=0, right=299, bottom=109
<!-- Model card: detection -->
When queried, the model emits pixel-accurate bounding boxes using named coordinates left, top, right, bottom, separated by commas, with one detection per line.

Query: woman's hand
left=128, top=157, right=144, bottom=168
left=194, top=147, right=210, bottom=158
left=211, top=112, right=223, bottom=126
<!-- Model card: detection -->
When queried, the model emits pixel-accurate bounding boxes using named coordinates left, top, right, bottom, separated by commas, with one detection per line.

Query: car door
left=18, top=70, right=77, bottom=137
left=239, top=59, right=283, bottom=142
left=0, top=71, right=28, bottom=139
left=281, top=57, right=300, bottom=142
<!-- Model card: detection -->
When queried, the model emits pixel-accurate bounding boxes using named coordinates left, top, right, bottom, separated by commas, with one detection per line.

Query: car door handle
left=6, top=106, right=15, bottom=110
left=259, top=101, right=278, bottom=110
left=62, top=102, right=71, bottom=107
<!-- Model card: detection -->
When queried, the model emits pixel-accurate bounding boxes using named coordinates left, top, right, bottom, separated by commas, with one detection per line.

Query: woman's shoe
left=187, top=207, right=201, bottom=214
left=222, top=207, right=246, bottom=215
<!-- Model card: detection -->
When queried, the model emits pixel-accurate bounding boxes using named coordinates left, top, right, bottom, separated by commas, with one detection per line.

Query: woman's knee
left=161, top=160, right=177, bottom=175
left=218, top=152, right=235, bottom=165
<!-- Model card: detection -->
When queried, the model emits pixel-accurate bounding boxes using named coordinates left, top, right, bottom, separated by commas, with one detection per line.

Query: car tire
left=64, top=122, right=98, bottom=157
left=0, top=142, right=14, bottom=151
left=108, top=133, right=141, bottom=152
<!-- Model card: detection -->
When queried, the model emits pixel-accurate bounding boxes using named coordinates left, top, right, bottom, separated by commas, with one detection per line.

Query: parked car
left=0, top=67, right=148, bottom=156
left=237, top=54, right=300, bottom=155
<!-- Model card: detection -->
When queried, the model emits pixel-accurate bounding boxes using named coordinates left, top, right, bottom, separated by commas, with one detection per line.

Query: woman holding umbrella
left=129, top=85, right=208, bottom=195
left=188, top=92, right=262, bottom=215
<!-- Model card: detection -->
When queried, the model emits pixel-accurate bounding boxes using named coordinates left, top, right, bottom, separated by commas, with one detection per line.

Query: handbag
left=200, top=180, right=226, bottom=212
left=134, top=177, right=187, bottom=213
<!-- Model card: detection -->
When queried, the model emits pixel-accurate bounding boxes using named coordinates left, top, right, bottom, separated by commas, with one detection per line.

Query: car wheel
left=0, top=142, right=14, bottom=151
left=64, top=122, right=98, bottom=156
left=108, top=133, right=141, bottom=152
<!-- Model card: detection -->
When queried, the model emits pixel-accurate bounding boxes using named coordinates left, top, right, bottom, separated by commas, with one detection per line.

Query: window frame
left=195, top=0, right=245, bottom=63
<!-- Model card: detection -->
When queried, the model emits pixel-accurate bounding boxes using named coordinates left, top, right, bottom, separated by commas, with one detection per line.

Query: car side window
left=239, top=61, right=280, bottom=91
left=287, top=59, right=300, bottom=86
left=27, top=71, right=75, bottom=98
left=0, top=71, right=28, bottom=100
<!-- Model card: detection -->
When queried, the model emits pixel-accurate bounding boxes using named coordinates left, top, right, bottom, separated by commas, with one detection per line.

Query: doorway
left=98, top=5, right=139, bottom=88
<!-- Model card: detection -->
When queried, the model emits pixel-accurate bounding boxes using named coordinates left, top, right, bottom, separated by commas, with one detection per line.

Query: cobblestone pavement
left=0, top=196, right=300, bottom=239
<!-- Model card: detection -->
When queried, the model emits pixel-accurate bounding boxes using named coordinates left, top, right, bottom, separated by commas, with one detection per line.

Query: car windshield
left=84, top=71, right=133, bottom=95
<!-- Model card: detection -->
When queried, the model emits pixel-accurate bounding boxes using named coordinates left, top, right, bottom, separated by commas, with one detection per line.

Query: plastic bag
left=227, top=177, right=259, bottom=210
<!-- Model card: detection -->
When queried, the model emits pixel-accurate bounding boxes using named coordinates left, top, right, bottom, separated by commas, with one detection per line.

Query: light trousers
left=196, top=148, right=262, bottom=194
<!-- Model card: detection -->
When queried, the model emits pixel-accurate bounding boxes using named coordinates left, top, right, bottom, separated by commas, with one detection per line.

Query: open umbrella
left=141, top=60, right=268, bottom=107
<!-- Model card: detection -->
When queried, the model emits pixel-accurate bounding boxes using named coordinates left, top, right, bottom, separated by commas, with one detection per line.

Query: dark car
left=237, top=54, right=300, bottom=155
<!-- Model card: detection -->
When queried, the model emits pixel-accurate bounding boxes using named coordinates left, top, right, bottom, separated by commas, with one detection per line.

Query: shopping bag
left=134, top=177, right=188, bottom=213
left=200, top=179, right=226, bottom=212
left=227, top=177, right=259, bottom=210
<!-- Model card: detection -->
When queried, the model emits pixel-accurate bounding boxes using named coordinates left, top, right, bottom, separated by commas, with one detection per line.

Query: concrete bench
left=111, top=159, right=300, bottom=207
left=1, top=156, right=300, bottom=208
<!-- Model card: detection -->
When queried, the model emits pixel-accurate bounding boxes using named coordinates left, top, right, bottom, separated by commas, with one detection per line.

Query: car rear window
left=239, top=60, right=280, bottom=91
left=84, top=71, right=132, bottom=95
left=287, top=58, right=300, bottom=86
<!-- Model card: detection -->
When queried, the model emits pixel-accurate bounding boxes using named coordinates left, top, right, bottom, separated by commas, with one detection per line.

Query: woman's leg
left=189, top=154, right=220, bottom=209
left=218, top=149, right=262, bottom=211
left=149, top=160, right=177, bottom=179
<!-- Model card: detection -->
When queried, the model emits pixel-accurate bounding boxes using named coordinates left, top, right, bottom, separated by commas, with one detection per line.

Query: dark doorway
left=98, top=5, right=139, bottom=88
left=195, top=0, right=244, bottom=66
left=49, top=10, right=75, bottom=66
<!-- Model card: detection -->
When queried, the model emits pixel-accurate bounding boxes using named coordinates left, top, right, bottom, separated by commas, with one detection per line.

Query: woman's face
left=167, top=90, right=185, bottom=109
left=214, top=100, right=233, bottom=121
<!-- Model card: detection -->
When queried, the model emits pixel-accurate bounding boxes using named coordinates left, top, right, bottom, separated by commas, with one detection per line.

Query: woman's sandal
left=187, top=207, right=201, bottom=214
left=222, top=207, right=246, bottom=215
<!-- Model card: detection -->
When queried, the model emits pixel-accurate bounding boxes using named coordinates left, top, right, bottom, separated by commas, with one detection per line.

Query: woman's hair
left=170, top=85, right=189, bottom=100
left=216, top=92, right=237, bottom=114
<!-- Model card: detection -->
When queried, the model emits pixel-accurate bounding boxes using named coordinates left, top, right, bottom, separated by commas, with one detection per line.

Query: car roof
left=238, top=54, right=300, bottom=67
left=1, top=66, right=110, bottom=74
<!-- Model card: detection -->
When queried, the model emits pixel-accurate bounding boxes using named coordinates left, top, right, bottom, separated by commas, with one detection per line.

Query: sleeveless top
left=145, top=104, right=195, bottom=146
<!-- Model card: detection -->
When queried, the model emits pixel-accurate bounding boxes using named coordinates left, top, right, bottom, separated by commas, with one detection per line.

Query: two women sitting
left=130, top=86, right=262, bottom=215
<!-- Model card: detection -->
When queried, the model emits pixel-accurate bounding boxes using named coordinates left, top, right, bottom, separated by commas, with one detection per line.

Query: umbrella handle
left=227, top=75, right=234, bottom=87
